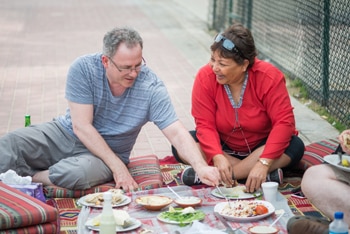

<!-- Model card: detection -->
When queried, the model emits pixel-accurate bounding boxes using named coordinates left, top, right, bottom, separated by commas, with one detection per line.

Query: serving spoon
left=167, top=185, right=183, bottom=200
left=269, top=210, right=285, bottom=227
left=216, top=186, right=232, bottom=208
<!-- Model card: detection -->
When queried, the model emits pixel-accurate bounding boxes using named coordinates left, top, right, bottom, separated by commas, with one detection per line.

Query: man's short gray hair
left=103, top=27, right=143, bottom=57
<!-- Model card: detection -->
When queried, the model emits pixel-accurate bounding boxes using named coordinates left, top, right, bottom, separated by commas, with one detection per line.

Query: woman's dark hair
left=210, top=22, right=257, bottom=68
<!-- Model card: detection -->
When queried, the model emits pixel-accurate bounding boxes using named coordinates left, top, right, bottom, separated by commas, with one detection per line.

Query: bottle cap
left=334, top=211, right=344, bottom=219
left=103, top=191, right=112, bottom=200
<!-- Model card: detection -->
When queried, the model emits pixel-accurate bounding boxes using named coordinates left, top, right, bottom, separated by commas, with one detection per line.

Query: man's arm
left=68, top=101, right=138, bottom=192
left=162, top=120, right=220, bottom=186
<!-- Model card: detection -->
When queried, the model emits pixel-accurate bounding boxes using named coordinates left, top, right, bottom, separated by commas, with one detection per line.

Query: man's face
left=103, top=43, right=143, bottom=90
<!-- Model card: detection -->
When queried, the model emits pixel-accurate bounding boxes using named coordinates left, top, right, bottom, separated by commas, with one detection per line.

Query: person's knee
left=172, top=130, right=198, bottom=164
left=301, top=164, right=328, bottom=195
left=49, top=156, right=111, bottom=190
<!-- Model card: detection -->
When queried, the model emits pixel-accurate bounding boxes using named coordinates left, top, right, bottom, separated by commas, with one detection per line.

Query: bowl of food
left=174, top=196, right=202, bottom=208
left=248, top=225, right=279, bottom=234
left=135, top=195, right=173, bottom=211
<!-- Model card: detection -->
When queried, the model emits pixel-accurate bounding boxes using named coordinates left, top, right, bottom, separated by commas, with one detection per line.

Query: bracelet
left=258, top=158, right=270, bottom=166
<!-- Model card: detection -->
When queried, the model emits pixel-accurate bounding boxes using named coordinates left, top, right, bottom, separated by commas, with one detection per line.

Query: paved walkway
left=0, top=0, right=339, bottom=159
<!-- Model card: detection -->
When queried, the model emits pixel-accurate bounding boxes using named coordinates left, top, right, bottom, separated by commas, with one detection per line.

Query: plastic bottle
left=99, top=191, right=116, bottom=234
left=329, top=211, right=349, bottom=234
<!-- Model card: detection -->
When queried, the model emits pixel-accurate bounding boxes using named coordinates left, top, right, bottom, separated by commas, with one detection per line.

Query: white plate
left=85, top=217, right=142, bottom=232
left=157, top=210, right=205, bottom=224
left=214, top=201, right=275, bottom=222
left=324, top=154, right=350, bottom=172
left=77, top=194, right=131, bottom=208
left=211, top=186, right=262, bottom=199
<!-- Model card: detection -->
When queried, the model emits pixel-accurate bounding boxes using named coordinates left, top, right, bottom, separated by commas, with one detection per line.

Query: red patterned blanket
left=54, top=157, right=327, bottom=234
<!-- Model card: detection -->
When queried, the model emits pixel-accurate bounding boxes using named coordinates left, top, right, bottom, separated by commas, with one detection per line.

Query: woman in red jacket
left=173, top=22, right=304, bottom=192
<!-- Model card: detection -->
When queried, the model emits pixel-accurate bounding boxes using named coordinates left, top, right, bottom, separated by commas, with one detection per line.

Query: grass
left=286, top=77, right=346, bottom=133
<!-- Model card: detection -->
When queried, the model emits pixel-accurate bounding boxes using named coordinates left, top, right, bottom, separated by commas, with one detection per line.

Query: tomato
left=255, top=205, right=268, bottom=215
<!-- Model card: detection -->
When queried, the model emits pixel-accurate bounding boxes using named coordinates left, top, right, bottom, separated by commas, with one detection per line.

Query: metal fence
left=208, top=0, right=350, bottom=128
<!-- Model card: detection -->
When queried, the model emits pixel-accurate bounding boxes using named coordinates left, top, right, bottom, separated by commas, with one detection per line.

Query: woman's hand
left=212, top=154, right=235, bottom=187
left=245, top=162, right=269, bottom=193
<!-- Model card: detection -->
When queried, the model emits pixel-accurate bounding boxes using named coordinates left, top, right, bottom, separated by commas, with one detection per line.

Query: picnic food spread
left=135, top=195, right=173, bottom=211
left=220, top=200, right=269, bottom=218
left=80, top=184, right=284, bottom=233
left=343, top=133, right=350, bottom=149
left=91, top=209, right=130, bottom=226
left=248, top=225, right=279, bottom=234
left=211, top=185, right=262, bottom=199
left=84, top=189, right=124, bottom=205
left=157, top=206, right=206, bottom=225
left=342, top=158, right=350, bottom=167
left=174, top=196, right=202, bottom=208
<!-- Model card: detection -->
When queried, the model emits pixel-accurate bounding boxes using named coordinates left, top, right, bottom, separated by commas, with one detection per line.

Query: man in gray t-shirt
left=0, top=27, right=220, bottom=191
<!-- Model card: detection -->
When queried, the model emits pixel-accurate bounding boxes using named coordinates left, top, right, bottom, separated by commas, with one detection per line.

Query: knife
left=214, top=212, right=235, bottom=234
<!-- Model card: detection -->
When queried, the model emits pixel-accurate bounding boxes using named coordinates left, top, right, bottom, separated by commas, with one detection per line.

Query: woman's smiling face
left=209, top=50, right=248, bottom=85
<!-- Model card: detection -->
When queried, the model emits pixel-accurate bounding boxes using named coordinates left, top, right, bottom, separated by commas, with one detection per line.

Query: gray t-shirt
left=57, top=53, right=178, bottom=163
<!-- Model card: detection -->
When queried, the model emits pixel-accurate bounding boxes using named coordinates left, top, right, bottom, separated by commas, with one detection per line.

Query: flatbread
left=343, top=134, right=350, bottom=149
left=91, top=210, right=130, bottom=226
left=84, top=189, right=123, bottom=205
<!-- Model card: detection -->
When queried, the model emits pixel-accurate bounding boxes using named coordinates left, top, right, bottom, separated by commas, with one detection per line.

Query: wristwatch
left=258, top=158, right=270, bottom=166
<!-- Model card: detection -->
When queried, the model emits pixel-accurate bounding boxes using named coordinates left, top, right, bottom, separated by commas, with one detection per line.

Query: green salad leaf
left=160, top=207, right=205, bottom=226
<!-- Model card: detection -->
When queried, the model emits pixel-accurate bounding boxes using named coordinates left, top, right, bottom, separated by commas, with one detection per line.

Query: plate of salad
left=157, top=206, right=205, bottom=225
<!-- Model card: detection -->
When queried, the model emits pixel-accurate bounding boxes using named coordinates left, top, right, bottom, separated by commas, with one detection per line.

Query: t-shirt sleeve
left=65, top=56, right=94, bottom=104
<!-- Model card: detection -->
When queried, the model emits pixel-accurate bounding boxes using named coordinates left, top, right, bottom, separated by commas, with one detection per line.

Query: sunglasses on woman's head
left=214, top=33, right=244, bottom=58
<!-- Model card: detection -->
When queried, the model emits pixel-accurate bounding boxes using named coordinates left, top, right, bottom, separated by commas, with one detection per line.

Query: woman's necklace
left=224, top=72, right=248, bottom=108
left=222, top=72, right=251, bottom=154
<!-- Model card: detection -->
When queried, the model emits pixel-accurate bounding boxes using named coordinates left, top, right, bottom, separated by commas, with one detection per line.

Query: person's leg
left=230, top=135, right=304, bottom=179
left=283, top=135, right=305, bottom=169
left=172, top=130, right=205, bottom=164
left=0, top=121, right=75, bottom=177
left=32, top=170, right=53, bottom=186
left=48, top=153, right=113, bottom=190
left=287, top=215, right=330, bottom=234
left=301, top=164, right=350, bottom=225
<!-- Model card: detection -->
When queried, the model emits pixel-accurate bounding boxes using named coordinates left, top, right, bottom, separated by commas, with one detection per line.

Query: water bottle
left=329, top=211, right=349, bottom=234
left=100, top=191, right=116, bottom=234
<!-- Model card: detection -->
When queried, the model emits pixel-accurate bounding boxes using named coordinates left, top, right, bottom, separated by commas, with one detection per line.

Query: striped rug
left=53, top=158, right=327, bottom=233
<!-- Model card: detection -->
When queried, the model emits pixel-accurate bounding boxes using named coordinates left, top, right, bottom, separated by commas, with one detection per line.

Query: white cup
left=261, top=181, right=278, bottom=203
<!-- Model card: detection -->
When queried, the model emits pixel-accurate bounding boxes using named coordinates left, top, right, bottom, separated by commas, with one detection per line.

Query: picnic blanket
left=53, top=157, right=326, bottom=234
left=77, top=186, right=291, bottom=234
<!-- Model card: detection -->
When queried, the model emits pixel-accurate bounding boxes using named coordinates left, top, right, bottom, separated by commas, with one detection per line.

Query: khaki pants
left=0, top=121, right=113, bottom=190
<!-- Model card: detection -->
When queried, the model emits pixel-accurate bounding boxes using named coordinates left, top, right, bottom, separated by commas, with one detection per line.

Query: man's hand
left=196, top=166, right=220, bottom=187
left=112, top=166, right=139, bottom=192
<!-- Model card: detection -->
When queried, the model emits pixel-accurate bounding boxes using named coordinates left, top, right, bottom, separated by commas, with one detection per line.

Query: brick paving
left=0, top=0, right=212, bottom=159
left=0, top=0, right=339, bottom=160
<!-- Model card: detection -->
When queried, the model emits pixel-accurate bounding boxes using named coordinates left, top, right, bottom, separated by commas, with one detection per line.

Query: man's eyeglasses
left=108, top=57, right=146, bottom=73
left=214, top=33, right=244, bottom=58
